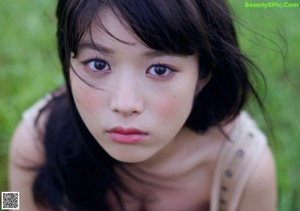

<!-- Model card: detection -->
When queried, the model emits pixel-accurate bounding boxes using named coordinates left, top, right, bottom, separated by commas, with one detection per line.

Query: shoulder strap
left=22, top=94, right=52, bottom=139
left=210, top=112, right=267, bottom=211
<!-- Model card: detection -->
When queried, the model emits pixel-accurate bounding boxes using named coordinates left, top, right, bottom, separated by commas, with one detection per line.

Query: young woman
left=9, top=0, right=277, bottom=210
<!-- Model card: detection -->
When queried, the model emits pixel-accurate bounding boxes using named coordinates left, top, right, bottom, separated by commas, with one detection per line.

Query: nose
left=110, top=75, right=144, bottom=117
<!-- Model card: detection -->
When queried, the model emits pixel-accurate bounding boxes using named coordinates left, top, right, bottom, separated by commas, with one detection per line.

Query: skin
left=70, top=10, right=206, bottom=164
left=9, top=8, right=277, bottom=211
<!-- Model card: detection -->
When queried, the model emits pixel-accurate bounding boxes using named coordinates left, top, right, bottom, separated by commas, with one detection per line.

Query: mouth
left=106, top=127, right=148, bottom=144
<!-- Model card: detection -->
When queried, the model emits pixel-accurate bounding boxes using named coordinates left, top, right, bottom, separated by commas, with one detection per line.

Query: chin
left=108, top=150, right=153, bottom=164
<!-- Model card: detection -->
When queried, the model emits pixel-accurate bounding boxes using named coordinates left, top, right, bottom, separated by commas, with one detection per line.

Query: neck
left=128, top=127, right=203, bottom=179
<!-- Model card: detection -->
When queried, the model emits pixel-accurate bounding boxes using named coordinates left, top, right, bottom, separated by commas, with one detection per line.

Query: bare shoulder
left=9, top=118, right=46, bottom=211
left=9, top=119, right=45, bottom=167
left=10, top=92, right=56, bottom=166
left=238, top=145, right=277, bottom=211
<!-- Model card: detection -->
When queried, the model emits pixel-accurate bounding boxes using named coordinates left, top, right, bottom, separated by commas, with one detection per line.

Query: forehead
left=82, top=9, right=141, bottom=47
left=74, top=2, right=203, bottom=57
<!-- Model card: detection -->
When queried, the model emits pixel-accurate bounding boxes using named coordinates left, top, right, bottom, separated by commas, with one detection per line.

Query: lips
left=107, top=127, right=148, bottom=144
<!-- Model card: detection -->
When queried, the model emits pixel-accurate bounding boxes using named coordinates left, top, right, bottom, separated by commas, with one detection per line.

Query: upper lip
left=107, top=127, right=147, bottom=135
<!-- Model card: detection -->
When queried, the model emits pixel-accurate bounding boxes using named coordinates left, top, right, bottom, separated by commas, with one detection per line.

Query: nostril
left=110, top=92, right=144, bottom=116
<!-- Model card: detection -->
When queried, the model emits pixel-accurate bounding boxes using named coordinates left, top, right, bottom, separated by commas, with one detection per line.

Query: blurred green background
left=0, top=0, right=299, bottom=210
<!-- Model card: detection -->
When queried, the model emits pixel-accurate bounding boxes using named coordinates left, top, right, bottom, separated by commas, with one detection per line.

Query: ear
left=195, top=73, right=211, bottom=96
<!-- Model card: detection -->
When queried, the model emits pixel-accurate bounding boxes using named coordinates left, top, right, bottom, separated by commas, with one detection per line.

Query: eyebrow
left=78, top=42, right=114, bottom=55
left=143, top=50, right=174, bottom=58
left=77, top=41, right=185, bottom=58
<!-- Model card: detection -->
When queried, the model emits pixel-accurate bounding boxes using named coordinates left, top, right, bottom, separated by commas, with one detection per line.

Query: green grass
left=228, top=1, right=300, bottom=210
left=0, top=1, right=299, bottom=210
left=0, top=0, right=62, bottom=190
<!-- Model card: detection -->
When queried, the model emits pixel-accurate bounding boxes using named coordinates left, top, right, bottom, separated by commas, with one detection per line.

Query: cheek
left=153, top=92, right=193, bottom=122
left=154, top=95, right=179, bottom=118
left=78, top=90, right=102, bottom=112
left=151, top=78, right=198, bottom=124
left=71, top=76, right=105, bottom=116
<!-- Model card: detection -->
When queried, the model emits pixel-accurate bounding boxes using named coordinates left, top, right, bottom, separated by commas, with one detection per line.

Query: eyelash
left=82, top=58, right=111, bottom=73
left=81, top=58, right=176, bottom=79
left=146, top=63, right=176, bottom=79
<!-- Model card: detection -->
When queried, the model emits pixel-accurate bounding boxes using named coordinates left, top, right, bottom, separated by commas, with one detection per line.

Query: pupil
left=155, top=66, right=166, bottom=75
left=94, top=61, right=106, bottom=70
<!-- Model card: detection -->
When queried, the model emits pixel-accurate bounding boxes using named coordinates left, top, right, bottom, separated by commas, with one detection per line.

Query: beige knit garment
left=210, top=112, right=267, bottom=211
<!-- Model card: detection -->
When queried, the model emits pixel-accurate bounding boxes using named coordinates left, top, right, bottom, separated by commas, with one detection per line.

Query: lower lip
left=107, top=132, right=148, bottom=144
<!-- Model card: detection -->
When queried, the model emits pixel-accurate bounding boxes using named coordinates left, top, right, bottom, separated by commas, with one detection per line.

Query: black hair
left=33, top=0, right=264, bottom=210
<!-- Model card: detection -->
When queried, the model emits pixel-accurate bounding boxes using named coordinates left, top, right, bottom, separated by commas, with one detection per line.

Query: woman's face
left=70, top=10, right=206, bottom=163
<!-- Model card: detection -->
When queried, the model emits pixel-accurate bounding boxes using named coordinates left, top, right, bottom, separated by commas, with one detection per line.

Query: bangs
left=68, top=0, right=211, bottom=56
left=111, top=0, right=209, bottom=55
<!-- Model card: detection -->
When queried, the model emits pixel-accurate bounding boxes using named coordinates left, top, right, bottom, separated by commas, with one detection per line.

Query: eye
left=84, top=59, right=111, bottom=72
left=146, top=64, right=174, bottom=78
